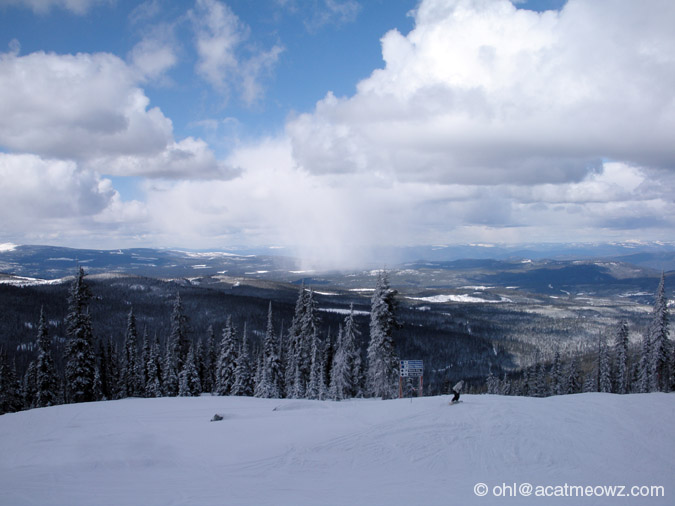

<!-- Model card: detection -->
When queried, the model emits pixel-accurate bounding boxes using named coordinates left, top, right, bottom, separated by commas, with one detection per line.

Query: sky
left=0, top=0, right=674, bottom=268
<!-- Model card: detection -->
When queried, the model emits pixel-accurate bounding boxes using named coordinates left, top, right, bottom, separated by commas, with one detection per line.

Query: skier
left=451, top=380, right=464, bottom=403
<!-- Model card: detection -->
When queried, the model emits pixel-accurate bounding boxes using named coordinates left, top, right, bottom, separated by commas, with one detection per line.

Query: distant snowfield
left=0, top=394, right=673, bottom=506
left=408, top=294, right=510, bottom=304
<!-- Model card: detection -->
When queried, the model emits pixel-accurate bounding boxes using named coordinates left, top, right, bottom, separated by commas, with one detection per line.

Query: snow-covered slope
left=1, top=393, right=672, bottom=506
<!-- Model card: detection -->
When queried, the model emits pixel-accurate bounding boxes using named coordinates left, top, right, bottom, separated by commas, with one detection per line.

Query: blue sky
left=0, top=0, right=673, bottom=268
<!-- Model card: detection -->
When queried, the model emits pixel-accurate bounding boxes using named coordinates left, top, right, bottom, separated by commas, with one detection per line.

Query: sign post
left=399, top=360, right=424, bottom=398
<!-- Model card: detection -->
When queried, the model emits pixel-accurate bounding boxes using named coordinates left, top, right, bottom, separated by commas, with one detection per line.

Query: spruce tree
left=145, top=335, right=162, bottom=398
left=168, top=292, right=189, bottom=372
left=141, top=327, right=151, bottom=394
left=564, top=359, right=581, bottom=394
left=203, top=325, right=217, bottom=393
left=162, top=337, right=180, bottom=397
left=598, top=335, right=612, bottom=393
left=259, top=302, right=282, bottom=398
left=636, top=332, right=651, bottom=393
left=216, top=317, right=238, bottom=395
left=121, top=308, right=142, bottom=397
left=307, top=330, right=327, bottom=400
left=366, top=271, right=399, bottom=399
left=64, top=267, right=99, bottom=403
left=648, top=273, right=670, bottom=392
left=179, top=341, right=201, bottom=396
left=232, top=324, right=253, bottom=396
left=285, top=284, right=307, bottom=397
left=614, top=319, right=629, bottom=394
left=0, top=351, right=23, bottom=414
left=35, top=307, right=59, bottom=408
left=551, top=349, right=563, bottom=396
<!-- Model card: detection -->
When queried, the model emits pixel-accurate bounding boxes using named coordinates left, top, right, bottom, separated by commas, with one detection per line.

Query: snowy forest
left=1, top=267, right=673, bottom=416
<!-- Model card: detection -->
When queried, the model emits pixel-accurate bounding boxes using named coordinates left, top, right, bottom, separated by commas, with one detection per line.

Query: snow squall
left=0, top=393, right=673, bottom=506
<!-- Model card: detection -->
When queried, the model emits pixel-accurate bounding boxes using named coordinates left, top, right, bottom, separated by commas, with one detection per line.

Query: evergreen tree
left=636, top=332, right=651, bottom=393
left=258, top=302, right=282, bottom=398
left=367, top=271, right=399, bottom=399
left=216, top=317, right=238, bottom=395
left=145, top=333, right=163, bottom=398
left=534, top=363, right=548, bottom=397
left=648, top=273, right=671, bottom=392
left=35, top=307, right=59, bottom=408
left=232, top=324, right=253, bottom=396
left=141, top=327, right=151, bottom=394
left=168, top=292, right=190, bottom=372
left=564, top=359, right=581, bottom=394
left=285, top=284, right=307, bottom=397
left=179, top=341, right=201, bottom=397
left=202, top=325, right=217, bottom=393
left=598, top=335, right=612, bottom=393
left=121, top=308, right=143, bottom=397
left=486, top=370, right=499, bottom=394
left=307, top=330, right=327, bottom=400
left=0, top=351, right=23, bottom=414
left=23, top=361, right=38, bottom=408
left=64, top=267, right=98, bottom=403
left=100, top=337, right=121, bottom=400
left=614, top=319, right=629, bottom=394
left=551, top=349, right=563, bottom=396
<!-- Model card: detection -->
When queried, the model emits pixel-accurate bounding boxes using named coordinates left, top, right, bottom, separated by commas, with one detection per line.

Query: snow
left=1, top=393, right=672, bottom=506
left=0, top=242, right=18, bottom=252
left=0, top=276, right=67, bottom=287
left=318, top=307, right=370, bottom=316
left=408, top=294, right=508, bottom=304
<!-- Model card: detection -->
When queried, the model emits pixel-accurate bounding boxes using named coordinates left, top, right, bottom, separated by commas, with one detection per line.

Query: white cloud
left=191, top=0, right=283, bottom=105
left=288, top=0, right=675, bottom=185
left=0, top=49, right=232, bottom=180
left=129, top=26, right=178, bottom=83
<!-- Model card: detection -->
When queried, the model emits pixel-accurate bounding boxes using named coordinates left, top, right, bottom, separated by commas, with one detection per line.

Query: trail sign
left=399, top=360, right=424, bottom=398
left=400, top=360, right=423, bottom=377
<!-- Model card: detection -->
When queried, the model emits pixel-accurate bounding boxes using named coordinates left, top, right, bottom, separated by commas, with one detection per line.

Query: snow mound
left=0, top=393, right=672, bottom=505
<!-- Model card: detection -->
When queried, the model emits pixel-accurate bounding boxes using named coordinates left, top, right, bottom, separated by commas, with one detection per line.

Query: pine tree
left=23, top=360, right=38, bottom=408
left=232, top=324, right=253, bottom=396
left=216, top=317, right=238, bottom=395
left=367, top=271, right=399, bottom=399
left=168, top=292, right=189, bottom=372
left=121, top=308, right=143, bottom=397
left=648, top=273, right=670, bottom=392
left=614, top=319, right=629, bottom=394
left=162, top=336, right=180, bottom=397
left=64, top=267, right=99, bottom=403
left=179, top=342, right=201, bottom=396
left=35, top=307, right=59, bottom=408
left=0, top=351, right=23, bottom=414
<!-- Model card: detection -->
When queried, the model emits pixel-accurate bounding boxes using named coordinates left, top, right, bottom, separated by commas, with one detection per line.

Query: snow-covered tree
left=614, top=319, right=629, bottom=394
left=179, top=341, right=201, bottom=397
left=307, top=330, right=327, bottom=400
left=367, top=271, right=399, bottom=399
left=598, top=336, right=612, bottom=393
left=486, top=370, right=499, bottom=395
left=35, top=307, right=59, bottom=408
left=64, top=267, right=99, bottom=403
left=121, top=308, right=143, bottom=397
left=563, top=359, right=581, bottom=394
left=141, top=328, right=151, bottom=393
left=202, top=325, right=217, bottom=393
left=216, top=317, right=238, bottom=395
left=258, top=303, right=283, bottom=398
left=551, top=349, right=563, bottom=396
left=232, top=324, right=253, bottom=396
left=169, top=292, right=189, bottom=371
left=145, top=334, right=162, bottom=398
left=0, top=351, right=23, bottom=414
left=636, top=332, right=651, bottom=393
left=649, top=273, right=670, bottom=392
left=22, top=360, right=38, bottom=408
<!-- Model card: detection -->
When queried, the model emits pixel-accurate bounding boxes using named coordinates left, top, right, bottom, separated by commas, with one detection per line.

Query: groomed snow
left=0, top=393, right=672, bottom=506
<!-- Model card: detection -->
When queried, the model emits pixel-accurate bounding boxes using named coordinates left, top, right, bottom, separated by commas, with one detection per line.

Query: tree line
left=486, top=273, right=674, bottom=396
left=0, top=268, right=402, bottom=414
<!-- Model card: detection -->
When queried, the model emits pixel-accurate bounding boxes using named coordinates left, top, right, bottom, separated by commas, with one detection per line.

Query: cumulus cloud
left=129, top=25, right=178, bottom=83
left=0, top=49, right=232, bottom=180
left=288, top=0, right=675, bottom=185
left=191, top=0, right=283, bottom=105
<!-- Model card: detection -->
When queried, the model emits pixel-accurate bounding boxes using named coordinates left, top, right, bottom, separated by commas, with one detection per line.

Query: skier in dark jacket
left=451, top=380, right=464, bottom=403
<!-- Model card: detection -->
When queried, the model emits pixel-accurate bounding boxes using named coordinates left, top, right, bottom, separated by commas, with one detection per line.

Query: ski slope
left=1, top=393, right=673, bottom=506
